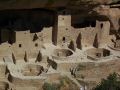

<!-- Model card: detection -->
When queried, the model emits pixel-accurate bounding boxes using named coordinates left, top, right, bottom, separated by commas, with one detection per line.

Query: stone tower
left=52, top=10, right=72, bottom=46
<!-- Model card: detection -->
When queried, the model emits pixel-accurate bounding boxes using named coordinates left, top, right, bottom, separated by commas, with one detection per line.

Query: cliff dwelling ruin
left=0, top=0, right=119, bottom=90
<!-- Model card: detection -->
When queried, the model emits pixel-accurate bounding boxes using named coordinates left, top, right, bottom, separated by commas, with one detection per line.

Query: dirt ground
left=76, top=59, right=120, bottom=89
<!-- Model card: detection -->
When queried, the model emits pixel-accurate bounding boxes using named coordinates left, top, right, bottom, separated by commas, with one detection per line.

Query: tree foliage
left=43, top=82, right=60, bottom=90
left=94, top=72, right=120, bottom=90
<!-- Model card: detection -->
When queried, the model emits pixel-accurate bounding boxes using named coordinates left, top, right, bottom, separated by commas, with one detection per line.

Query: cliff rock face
left=0, top=0, right=119, bottom=31
left=0, top=0, right=119, bottom=10
left=94, top=5, right=120, bottom=31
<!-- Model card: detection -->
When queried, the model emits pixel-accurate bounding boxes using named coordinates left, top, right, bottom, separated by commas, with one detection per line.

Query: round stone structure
left=86, top=48, right=111, bottom=60
left=22, top=64, right=44, bottom=76
left=52, top=49, right=74, bottom=60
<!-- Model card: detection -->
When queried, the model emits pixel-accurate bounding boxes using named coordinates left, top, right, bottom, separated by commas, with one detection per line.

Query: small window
left=85, top=45, right=87, bottom=47
left=35, top=43, right=38, bottom=47
left=19, top=44, right=22, bottom=48
left=96, top=53, right=101, bottom=57
left=62, top=37, right=65, bottom=43
left=66, top=28, right=68, bottom=30
left=101, top=23, right=103, bottom=29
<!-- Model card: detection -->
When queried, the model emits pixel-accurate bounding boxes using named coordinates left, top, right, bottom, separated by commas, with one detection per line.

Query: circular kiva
left=86, top=48, right=111, bottom=60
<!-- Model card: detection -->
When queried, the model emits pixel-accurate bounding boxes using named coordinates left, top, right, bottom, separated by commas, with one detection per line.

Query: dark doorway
left=62, top=37, right=66, bottom=43
left=19, top=44, right=22, bottom=48
left=101, top=23, right=103, bottom=29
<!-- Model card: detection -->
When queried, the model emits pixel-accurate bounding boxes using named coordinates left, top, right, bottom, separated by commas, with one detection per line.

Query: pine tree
left=24, top=51, right=28, bottom=62
left=12, top=53, right=16, bottom=64
left=35, top=51, right=42, bottom=62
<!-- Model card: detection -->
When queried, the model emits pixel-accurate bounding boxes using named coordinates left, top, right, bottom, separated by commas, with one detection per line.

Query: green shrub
left=94, top=72, right=120, bottom=90
left=43, top=82, right=60, bottom=90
